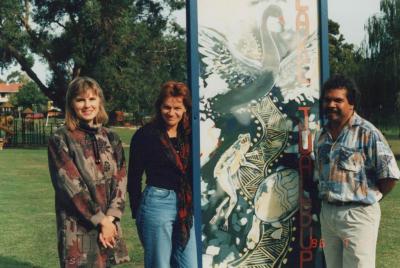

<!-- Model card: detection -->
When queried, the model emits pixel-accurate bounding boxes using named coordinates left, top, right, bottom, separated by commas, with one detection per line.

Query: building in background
left=0, top=83, right=22, bottom=103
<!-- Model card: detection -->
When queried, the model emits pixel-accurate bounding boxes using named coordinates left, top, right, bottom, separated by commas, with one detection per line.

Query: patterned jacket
left=48, top=125, right=130, bottom=267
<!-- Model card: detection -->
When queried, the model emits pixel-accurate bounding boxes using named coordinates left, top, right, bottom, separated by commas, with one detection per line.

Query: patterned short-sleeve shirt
left=314, top=113, right=400, bottom=204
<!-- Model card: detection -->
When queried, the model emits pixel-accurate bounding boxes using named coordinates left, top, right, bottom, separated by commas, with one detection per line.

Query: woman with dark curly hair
left=128, top=81, right=197, bottom=268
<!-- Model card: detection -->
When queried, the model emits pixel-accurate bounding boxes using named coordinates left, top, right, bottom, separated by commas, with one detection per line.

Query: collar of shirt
left=320, top=112, right=362, bottom=139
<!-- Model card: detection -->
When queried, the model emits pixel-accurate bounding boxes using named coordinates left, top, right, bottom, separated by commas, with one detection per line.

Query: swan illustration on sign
left=199, top=4, right=285, bottom=114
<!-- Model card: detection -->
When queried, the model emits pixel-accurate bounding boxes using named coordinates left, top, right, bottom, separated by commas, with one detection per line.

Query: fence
left=5, top=118, right=59, bottom=147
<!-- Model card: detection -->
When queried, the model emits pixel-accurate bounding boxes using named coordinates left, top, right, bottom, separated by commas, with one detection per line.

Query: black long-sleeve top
left=127, top=123, right=183, bottom=218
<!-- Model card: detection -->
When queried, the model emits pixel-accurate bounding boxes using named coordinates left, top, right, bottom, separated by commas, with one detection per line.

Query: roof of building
left=0, top=83, right=22, bottom=93
left=22, top=107, right=33, bottom=114
left=0, top=102, right=14, bottom=108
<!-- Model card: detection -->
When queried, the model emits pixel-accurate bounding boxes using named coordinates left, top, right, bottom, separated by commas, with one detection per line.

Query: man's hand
left=99, top=216, right=117, bottom=248
left=378, top=178, right=397, bottom=198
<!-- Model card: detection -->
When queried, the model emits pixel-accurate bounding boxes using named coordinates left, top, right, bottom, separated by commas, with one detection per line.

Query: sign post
left=187, top=0, right=329, bottom=267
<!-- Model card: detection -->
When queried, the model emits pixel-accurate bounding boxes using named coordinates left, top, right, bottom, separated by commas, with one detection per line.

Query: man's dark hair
left=322, top=74, right=360, bottom=106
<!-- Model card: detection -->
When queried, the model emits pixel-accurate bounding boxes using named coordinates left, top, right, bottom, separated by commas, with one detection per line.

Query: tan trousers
left=320, top=201, right=381, bottom=268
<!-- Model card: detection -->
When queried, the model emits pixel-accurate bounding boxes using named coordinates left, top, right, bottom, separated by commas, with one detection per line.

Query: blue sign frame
left=187, top=1, right=329, bottom=267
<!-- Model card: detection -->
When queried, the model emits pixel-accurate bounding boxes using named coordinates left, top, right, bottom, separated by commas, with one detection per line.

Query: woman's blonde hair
left=65, top=76, right=108, bottom=130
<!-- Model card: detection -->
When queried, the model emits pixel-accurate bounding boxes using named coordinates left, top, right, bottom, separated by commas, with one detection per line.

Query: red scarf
left=159, top=129, right=193, bottom=248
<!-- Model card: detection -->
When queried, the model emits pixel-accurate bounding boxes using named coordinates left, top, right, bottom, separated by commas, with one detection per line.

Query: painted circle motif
left=253, top=169, right=299, bottom=223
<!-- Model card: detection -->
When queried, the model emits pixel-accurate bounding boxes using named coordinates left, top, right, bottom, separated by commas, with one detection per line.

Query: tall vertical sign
left=188, top=0, right=328, bottom=267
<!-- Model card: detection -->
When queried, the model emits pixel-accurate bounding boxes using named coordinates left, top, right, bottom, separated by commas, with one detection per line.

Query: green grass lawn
left=0, top=128, right=399, bottom=267
left=377, top=179, right=400, bottom=268
left=0, top=147, right=144, bottom=268
left=111, top=127, right=137, bottom=146
left=377, top=137, right=400, bottom=268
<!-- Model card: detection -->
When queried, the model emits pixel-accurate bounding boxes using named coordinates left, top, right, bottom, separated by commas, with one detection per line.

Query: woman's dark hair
left=322, top=74, right=360, bottom=107
left=153, top=81, right=192, bottom=135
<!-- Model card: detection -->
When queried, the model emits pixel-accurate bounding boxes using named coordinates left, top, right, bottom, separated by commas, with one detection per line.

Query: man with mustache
left=313, top=74, right=399, bottom=268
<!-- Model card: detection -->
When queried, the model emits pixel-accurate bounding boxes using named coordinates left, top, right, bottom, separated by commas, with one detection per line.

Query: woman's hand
left=99, top=216, right=117, bottom=248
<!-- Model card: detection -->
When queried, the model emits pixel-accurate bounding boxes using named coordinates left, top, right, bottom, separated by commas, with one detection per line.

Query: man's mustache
left=325, top=109, right=340, bottom=114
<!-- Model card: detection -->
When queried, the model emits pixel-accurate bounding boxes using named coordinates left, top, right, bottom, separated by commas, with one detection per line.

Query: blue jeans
left=136, top=186, right=198, bottom=268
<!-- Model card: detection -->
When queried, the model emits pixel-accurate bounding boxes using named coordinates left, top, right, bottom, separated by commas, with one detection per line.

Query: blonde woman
left=48, top=77, right=130, bottom=267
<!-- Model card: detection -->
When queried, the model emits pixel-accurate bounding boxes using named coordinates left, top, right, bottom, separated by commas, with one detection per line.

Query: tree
left=0, top=0, right=186, bottom=120
left=6, top=70, right=30, bottom=84
left=328, top=19, right=362, bottom=77
left=10, top=81, right=48, bottom=111
left=327, top=19, right=375, bottom=116
left=364, top=0, right=400, bottom=117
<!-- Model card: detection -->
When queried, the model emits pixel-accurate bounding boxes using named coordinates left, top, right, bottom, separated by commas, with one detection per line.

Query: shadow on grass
left=0, top=255, right=40, bottom=268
